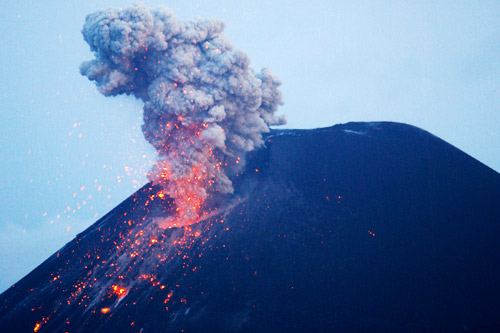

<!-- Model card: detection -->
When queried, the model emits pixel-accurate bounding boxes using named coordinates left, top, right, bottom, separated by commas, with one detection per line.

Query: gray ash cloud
left=80, top=3, right=285, bottom=225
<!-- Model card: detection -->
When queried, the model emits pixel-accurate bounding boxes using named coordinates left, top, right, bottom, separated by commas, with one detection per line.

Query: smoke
left=80, top=3, right=285, bottom=226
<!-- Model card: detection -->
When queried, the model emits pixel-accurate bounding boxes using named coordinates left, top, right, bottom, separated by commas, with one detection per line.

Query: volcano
left=1, top=122, right=499, bottom=332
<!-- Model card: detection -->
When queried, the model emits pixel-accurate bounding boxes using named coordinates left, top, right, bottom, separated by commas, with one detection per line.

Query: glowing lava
left=111, top=285, right=127, bottom=297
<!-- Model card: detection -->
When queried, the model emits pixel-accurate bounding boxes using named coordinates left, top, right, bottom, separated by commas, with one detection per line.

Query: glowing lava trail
left=80, top=3, right=285, bottom=226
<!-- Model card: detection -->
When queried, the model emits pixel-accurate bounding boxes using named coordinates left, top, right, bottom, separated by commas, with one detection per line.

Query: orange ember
left=112, top=285, right=126, bottom=296
left=101, top=307, right=110, bottom=314
left=34, top=323, right=41, bottom=332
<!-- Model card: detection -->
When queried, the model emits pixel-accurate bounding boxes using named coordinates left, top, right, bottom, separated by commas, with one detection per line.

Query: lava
left=28, top=183, right=239, bottom=332
left=111, top=285, right=127, bottom=297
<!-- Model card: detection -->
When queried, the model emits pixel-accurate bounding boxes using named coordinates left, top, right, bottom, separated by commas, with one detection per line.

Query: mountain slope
left=1, top=122, right=499, bottom=332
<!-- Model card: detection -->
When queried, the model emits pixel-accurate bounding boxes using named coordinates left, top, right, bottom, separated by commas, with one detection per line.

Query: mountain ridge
left=1, top=121, right=499, bottom=332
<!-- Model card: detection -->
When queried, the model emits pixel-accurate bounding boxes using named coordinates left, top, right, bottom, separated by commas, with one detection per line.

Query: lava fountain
left=80, top=3, right=285, bottom=227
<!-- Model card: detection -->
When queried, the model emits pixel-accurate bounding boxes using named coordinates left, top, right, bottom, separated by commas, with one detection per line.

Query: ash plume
left=80, top=3, right=285, bottom=226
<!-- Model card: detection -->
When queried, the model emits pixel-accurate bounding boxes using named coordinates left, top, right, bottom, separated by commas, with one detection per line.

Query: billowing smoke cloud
left=80, top=3, right=285, bottom=225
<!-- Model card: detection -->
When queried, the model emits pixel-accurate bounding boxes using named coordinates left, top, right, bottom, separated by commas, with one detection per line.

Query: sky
left=0, top=0, right=499, bottom=292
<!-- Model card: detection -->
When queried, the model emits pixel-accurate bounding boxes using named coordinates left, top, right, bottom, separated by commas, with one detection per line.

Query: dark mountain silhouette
left=1, top=122, right=499, bottom=332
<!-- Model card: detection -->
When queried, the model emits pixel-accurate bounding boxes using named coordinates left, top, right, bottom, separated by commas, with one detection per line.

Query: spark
left=111, top=285, right=127, bottom=296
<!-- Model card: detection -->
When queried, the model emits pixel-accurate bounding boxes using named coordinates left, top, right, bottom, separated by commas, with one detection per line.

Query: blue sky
left=0, top=0, right=499, bottom=292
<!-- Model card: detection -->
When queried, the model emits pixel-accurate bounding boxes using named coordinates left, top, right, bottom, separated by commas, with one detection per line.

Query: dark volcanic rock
left=1, top=122, right=499, bottom=332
